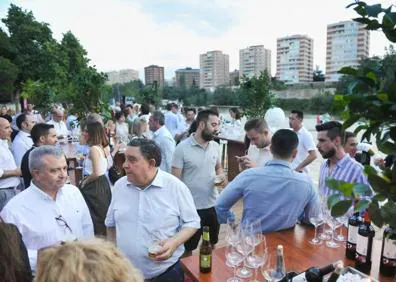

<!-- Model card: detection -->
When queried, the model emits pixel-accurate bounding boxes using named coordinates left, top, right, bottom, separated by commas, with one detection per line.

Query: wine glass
left=236, top=222, right=254, bottom=278
left=326, top=215, right=341, bottom=248
left=319, top=198, right=332, bottom=241
left=225, top=243, right=245, bottom=282
left=309, top=214, right=324, bottom=245
left=226, top=216, right=240, bottom=268
left=335, top=215, right=348, bottom=242
left=247, top=234, right=267, bottom=282
left=245, top=218, right=263, bottom=268
left=261, top=250, right=286, bottom=282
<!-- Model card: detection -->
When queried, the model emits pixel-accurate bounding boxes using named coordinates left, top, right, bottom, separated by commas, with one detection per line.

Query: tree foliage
left=329, top=1, right=396, bottom=229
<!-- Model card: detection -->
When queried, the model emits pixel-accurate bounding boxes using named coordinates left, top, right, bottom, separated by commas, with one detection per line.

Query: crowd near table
left=181, top=224, right=393, bottom=282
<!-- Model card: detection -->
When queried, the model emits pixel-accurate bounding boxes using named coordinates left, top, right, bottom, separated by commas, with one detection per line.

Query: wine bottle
left=346, top=212, right=362, bottom=259
left=291, top=261, right=341, bottom=282
left=199, top=226, right=212, bottom=273
left=327, top=261, right=344, bottom=282
left=380, top=226, right=396, bottom=277
left=355, top=211, right=375, bottom=274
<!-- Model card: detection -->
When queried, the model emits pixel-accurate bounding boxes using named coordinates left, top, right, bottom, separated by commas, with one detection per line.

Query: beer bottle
left=199, top=226, right=212, bottom=273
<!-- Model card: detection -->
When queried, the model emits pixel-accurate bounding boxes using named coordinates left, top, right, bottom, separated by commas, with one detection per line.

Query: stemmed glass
left=236, top=222, right=254, bottom=278
left=309, top=214, right=324, bottom=245
left=225, top=243, right=245, bottom=282
left=335, top=215, right=348, bottom=242
left=226, top=216, right=240, bottom=268
left=261, top=250, right=286, bottom=282
left=247, top=234, right=267, bottom=282
left=319, top=197, right=332, bottom=241
left=326, top=215, right=341, bottom=248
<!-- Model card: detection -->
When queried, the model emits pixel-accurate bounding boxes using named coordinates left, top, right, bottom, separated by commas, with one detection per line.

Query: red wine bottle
left=380, top=226, right=396, bottom=277
left=355, top=211, right=375, bottom=274
left=291, top=261, right=341, bottom=282
left=346, top=212, right=362, bottom=259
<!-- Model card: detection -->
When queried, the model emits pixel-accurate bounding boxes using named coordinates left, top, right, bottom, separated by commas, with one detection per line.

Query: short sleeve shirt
left=291, top=126, right=316, bottom=173
left=172, top=134, right=220, bottom=209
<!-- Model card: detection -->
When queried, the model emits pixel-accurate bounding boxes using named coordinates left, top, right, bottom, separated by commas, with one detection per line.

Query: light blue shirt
left=152, top=126, right=176, bottom=173
left=164, top=111, right=179, bottom=137
left=105, top=169, right=200, bottom=279
left=215, top=160, right=320, bottom=232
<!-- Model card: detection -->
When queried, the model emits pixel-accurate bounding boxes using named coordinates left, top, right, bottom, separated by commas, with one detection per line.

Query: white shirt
left=152, top=126, right=176, bottom=173
left=116, top=122, right=129, bottom=144
left=47, top=119, right=69, bottom=137
left=11, top=131, right=33, bottom=167
left=291, top=126, right=316, bottom=173
left=105, top=170, right=200, bottom=279
left=66, top=115, right=78, bottom=131
left=0, top=139, right=20, bottom=189
left=0, top=182, right=94, bottom=271
left=247, top=144, right=272, bottom=167
left=164, top=111, right=179, bottom=137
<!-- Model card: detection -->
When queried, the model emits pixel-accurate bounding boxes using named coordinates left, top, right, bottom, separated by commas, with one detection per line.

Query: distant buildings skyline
left=239, top=45, right=271, bottom=78
left=175, top=67, right=200, bottom=88
left=144, top=65, right=165, bottom=87
left=199, top=50, right=230, bottom=91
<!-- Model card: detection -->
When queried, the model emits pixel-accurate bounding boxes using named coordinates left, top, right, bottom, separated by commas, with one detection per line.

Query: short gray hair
left=29, top=145, right=65, bottom=172
left=151, top=111, right=165, bottom=126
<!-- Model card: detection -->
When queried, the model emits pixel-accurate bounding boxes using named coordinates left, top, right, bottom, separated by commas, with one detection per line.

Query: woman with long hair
left=0, top=218, right=32, bottom=282
left=80, top=122, right=112, bottom=236
left=229, top=107, right=242, bottom=126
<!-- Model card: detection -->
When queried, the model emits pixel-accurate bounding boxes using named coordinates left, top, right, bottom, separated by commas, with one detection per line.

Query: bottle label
left=348, top=225, right=358, bottom=244
left=203, top=231, right=210, bottom=241
left=356, top=234, right=368, bottom=256
left=291, top=272, right=307, bottom=282
left=383, top=238, right=396, bottom=260
left=200, top=255, right=211, bottom=268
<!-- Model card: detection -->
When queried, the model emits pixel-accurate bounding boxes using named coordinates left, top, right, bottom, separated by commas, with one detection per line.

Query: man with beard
left=172, top=109, right=225, bottom=256
left=316, top=121, right=369, bottom=197
left=237, top=118, right=272, bottom=170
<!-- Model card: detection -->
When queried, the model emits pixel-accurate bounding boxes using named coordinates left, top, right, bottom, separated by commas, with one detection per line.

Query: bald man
left=0, top=117, right=22, bottom=210
left=47, top=109, right=68, bottom=138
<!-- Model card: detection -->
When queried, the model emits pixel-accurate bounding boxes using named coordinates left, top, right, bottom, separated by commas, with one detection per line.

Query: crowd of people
left=0, top=102, right=378, bottom=281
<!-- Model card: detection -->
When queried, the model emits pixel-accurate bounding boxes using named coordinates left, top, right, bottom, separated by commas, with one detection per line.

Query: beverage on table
left=200, top=226, right=212, bottom=273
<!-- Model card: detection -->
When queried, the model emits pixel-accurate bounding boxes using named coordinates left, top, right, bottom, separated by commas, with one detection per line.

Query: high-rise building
left=175, top=68, right=200, bottom=88
left=144, top=65, right=165, bottom=87
left=325, top=20, right=370, bottom=81
left=239, top=45, right=271, bottom=78
left=276, top=35, right=313, bottom=84
left=229, top=70, right=240, bottom=86
left=106, top=69, right=139, bottom=85
left=199, top=50, right=229, bottom=91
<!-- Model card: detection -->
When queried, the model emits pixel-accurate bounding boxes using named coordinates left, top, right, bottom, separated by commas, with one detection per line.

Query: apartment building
left=239, top=45, right=271, bottom=78
left=199, top=50, right=229, bottom=91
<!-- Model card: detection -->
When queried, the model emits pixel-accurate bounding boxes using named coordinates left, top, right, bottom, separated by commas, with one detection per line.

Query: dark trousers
left=145, top=261, right=184, bottom=282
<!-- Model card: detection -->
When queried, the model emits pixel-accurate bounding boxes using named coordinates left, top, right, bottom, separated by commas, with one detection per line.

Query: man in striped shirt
left=316, top=121, right=369, bottom=197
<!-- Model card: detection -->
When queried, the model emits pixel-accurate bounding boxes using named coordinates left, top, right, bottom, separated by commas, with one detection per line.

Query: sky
left=0, top=0, right=393, bottom=80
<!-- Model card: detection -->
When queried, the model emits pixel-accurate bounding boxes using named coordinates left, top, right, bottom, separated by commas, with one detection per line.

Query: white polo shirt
left=11, top=131, right=33, bottom=167
left=247, top=144, right=272, bottom=167
left=0, top=139, right=20, bottom=189
left=291, top=126, right=316, bottom=173
left=105, top=170, right=200, bottom=279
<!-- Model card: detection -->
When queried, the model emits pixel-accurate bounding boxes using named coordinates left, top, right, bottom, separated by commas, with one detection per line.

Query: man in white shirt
left=105, top=139, right=200, bottom=281
left=47, top=109, right=69, bottom=138
left=12, top=113, right=35, bottom=166
left=164, top=103, right=179, bottom=138
left=0, top=145, right=94, bottom=272
left=175, top=107, right=196, bottom=142
left=149, top=111, right=176, bottom=173
left=25, top=103, right=44, bottom=124
left=0, top=117, right=22, bottom=210
left=289, top=110, right=317, bottom=173
left=237, top=118, right=272, bottom=170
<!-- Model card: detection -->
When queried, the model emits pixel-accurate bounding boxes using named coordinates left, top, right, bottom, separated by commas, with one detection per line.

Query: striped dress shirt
left=318, top=154, right=369, bottom=197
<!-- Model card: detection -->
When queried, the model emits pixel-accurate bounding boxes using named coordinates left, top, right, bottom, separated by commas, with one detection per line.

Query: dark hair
left=166, top=103, right=173, bottom=111
left=244, top=118, right=268, bottom=133
left=140, top=103, right=150, bottom=116
left=196, top=109, right=219, bottom=127
left=172, top=103, right=179, bottom=109
left=31, top=123, right=55, bottom=144
left=115, top=111, right=125, bottom=121
left=0, top=222, right=32, bottom=282
left=291, top=110, right=304, bottom=120
left=86, top=122, right=109, bottom=147
left=16, top=114, right=27, bottom=130
left=209, top=106, right=219, bottom=115
left=0, top=114, right=12, bottom=123
left=315, top=121, right=343, bottom=141
left=230, top=107, right=241, bottom=120
left=271, top=129, right=299, bottom=159
left=185, top=107, right=196, bottom=115
left=151, top=111, right=165, bottom=126
left=343, top=131, right=356, bottom=146
left=128, top=138, right=161, bottom=167
left=188, top=120, right=197, bottom=136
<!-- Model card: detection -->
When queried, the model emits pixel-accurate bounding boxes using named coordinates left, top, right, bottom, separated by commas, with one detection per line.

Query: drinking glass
left=225, top=243, right=245, bottom=282
left=319, top=198, right=332, bottom=241
left=236, top=222, right=254, bottom=278
left=335, top=215, right=348, bottom=242
left=147, top=231, right=165, bottom=259
left=326, top=216, right=341, bottom=248
left=261, top=251, right=286, bottom=282
left=247, top=234, right=267, bottom=282
left=309, top=215, right=324, bottom=245
left=226, top=216, right=240, bottom=268
left=245, top=218, right=263, bottom=268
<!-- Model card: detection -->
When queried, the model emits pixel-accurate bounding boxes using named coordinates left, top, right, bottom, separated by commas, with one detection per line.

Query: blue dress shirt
left=215, top=160, right=320, bottom=232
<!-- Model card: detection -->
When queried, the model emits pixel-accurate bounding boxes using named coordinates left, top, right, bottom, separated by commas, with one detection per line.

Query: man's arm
left=107, top=227, right=116, bottom=243
left=0, top=168, right=21, bottom=179
left=295, top=150, right=317, bottom=172
left=162, top=138, right=175, bottom=173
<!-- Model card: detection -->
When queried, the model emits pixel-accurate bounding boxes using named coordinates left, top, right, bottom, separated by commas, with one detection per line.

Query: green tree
left=238, top=70, right=274, bottom=118
left=313, top=65, right=325, bottom=82
left=0, top=57, right=19, bottom=102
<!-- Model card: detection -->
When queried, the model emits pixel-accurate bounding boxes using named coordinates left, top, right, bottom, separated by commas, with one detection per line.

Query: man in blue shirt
left=215, top=129, right=320, bottom=232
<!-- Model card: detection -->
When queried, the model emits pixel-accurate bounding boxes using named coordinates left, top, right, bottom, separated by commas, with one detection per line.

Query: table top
left=181, top=224, right=393, bottom=282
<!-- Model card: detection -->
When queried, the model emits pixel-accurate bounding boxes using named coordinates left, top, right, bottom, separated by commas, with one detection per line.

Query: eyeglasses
left=55, top=215, right=73, bottom=234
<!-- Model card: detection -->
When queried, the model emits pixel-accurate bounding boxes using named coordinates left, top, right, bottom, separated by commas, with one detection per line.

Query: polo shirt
left=291, top=126, right=316, bottom=173
left=247, top=144, right=272, bottom=167
left=172, top=134, right=220, bottom=209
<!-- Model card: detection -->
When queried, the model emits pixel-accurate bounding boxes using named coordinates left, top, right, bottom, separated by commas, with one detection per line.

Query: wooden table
left=181, top=224, right=393, bottom=282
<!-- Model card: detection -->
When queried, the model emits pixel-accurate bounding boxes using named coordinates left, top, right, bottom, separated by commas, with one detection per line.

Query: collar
left=19, top=130, right=31, bottom=139
left=189, top=134, right=208, bottom=148
left=126, top=169, right=163, bottom=190
left=265, top=159, right=292, bottom=168
left=0, top=138, right=9, bottom=147
left=153, top=125, right=166, bottom=137
left=258, top=145, right=270, bottom=152
left=326, top=154, right=349, bottom=168
left=30, top=181, right=63, bottom=201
